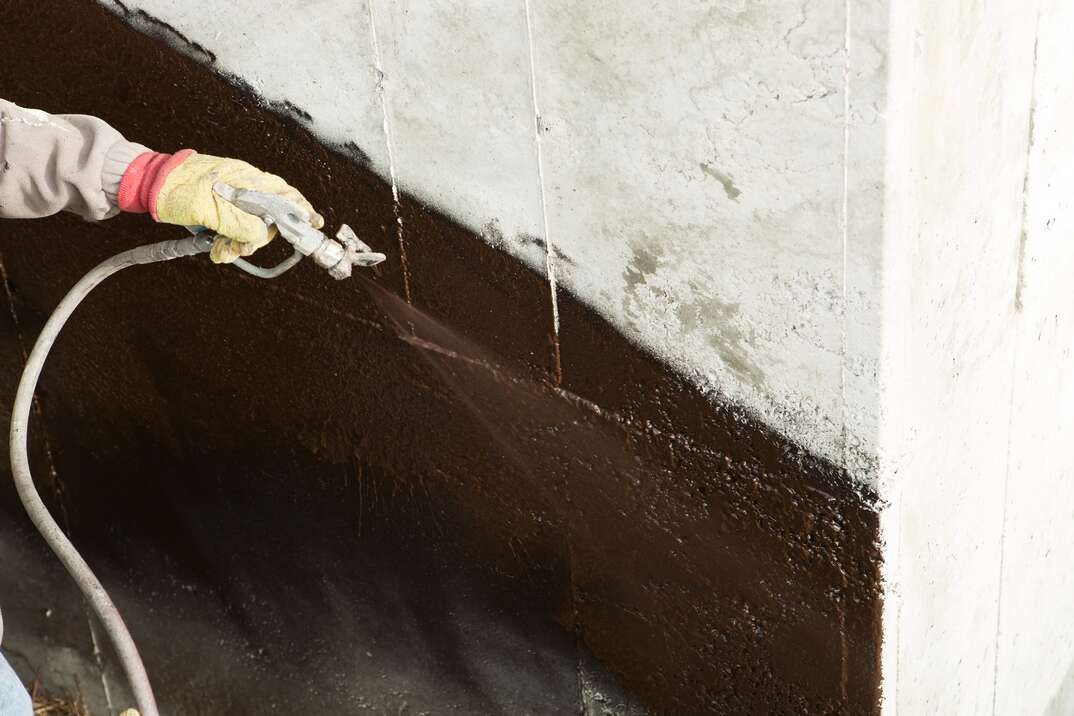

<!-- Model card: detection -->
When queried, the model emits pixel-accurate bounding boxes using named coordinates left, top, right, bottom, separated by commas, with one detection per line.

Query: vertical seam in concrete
left=520, top=11, right=572, bottom=697
left=522, top=0, right=563, bottom=385
left=367, top=1, right=413, bottom=305
left=839, top=0, right=852, bottom=703
left=840, top=0, right=852, bottom=471
left=878, top=4, right=910, bottom=709
left=991, top=14, right=1040, bottom=713
left=87, top=617, right=115, bottom=715
left=990, top=346, right=1018, bottom=716
left=1013, top=30, right=1040, bottom=313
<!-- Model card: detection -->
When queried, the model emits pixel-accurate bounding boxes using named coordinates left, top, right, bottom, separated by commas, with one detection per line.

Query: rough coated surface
left=0, top=1, right=882, bottom=713
left=93, top=0, right=891, bottom=482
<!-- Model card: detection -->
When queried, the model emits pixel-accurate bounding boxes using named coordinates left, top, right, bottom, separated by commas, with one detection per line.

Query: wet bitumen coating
left=0, top=498, right=637, bottom=714
left=0, top=1, right=881, bottom=713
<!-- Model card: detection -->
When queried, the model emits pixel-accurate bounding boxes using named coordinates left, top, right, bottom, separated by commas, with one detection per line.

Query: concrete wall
left=1, top=2, right=884, bottom=712
left=4, top=0, right=1072, bottom=712
left=98, top=0, right=890, bottom=481
left=879, top=0, right=1074, bottom=712
left=84, top=0, right=1074, bottom=710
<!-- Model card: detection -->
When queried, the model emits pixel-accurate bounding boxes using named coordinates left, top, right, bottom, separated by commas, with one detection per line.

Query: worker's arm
left=0, top=98, right=146, bottom=221
left=0, top=98, right=321, bottom=263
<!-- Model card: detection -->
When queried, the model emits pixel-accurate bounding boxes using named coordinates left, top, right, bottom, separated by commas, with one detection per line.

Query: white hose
left=10, top=235, right=213, bottom=716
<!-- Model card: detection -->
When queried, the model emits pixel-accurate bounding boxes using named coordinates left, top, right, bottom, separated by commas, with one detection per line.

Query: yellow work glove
left=152, top=152, right=323, bottom=264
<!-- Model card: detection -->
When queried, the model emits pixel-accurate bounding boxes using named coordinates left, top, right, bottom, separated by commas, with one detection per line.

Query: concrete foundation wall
left=3, top=0, right=1073, bottom=713
left=98, top=0, right=890, bottom=480
left=0, top=1, right=882, bottom=712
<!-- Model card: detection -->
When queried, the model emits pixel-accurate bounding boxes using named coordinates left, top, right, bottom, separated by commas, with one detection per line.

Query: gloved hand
left=116, top=149, right=323, bottom=264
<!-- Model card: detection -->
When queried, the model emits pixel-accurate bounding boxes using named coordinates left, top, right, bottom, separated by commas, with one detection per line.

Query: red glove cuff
left=117, top=149, right=195, bottom=220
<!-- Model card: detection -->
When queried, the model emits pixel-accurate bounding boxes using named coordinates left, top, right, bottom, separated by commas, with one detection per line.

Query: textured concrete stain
left=109, top=1, right=216, bottom=65
left=266, top=98, right=314, bottom=124
left=481, top=218, right=507, bottom=248
left=1014, top=30, right=1040, bottom=313
left=620, top=244, right=664, bottom=337
left=699, top=161, right=742, bottom=201
left=676, top=291, right=766, bottom=392
left=624, top=244, right=764, bottom=393
left=0, top=2, right=882, bottom=713
left=623, top=244, right=662, bottom=292
left=518, top=232, right=576, bottom=266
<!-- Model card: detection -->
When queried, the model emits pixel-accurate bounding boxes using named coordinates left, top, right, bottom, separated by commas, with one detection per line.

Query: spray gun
left=209, top=182, right=385, bottom=279
left=8, top=189, right=385, bottom=716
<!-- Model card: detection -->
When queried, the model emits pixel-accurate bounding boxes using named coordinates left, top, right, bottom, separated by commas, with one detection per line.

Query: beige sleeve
left=0, top=98, right=150, bottom=220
